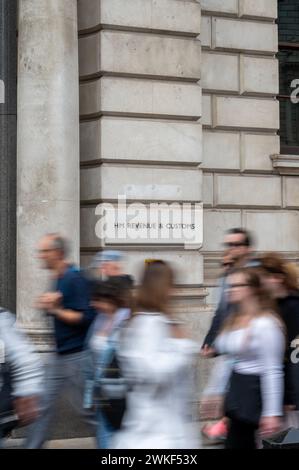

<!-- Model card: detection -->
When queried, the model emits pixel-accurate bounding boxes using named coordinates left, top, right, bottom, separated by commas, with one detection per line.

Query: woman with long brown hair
left=260, top=253, right=299, bottom=415
left=112, top=260, right=199, bottom=449
left=214, top=267, right=285, bottom=449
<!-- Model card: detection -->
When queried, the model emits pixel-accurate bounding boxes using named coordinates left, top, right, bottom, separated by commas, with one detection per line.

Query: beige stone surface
left=284, top=177, right=299, bottom=208
left=239, top=0, right=277, bottom=20
left=244, top=211, right=299, bottom=252
left=17, top=0, right=80, bottom=326
left=79, top=31, right=201, bottom=79
left=201, top=52, right=239, bottom=92
left=203, top=209, right=242, bottom=251
left=81, top=164, right=203, bottom=202
left=201, top=15, right=212, bottom=48
left=203, top=131, right=240, bottom=170
left=214, top=175, right=281, bottom=208
left=80, top=120, right=101, bottom=163
left=80, top=77, right=202, bottom=118
left=78, top=0, right=201, bottom=35
left=80, top=117, right=202, bottom=165
left=242, top=133, right=280, bottom=171
left=202, top=94, right=212, bottom=127
left=203, top=173, right=213, bottom=206
left=241, top=56, right=279, bottom=95
left=212, top=17, right=278, bottom=53
left=214, top=97, right=279, bottom=130
left=78, top=34, right=100, bottom=77
left=201, top=0, right=238, bottom=15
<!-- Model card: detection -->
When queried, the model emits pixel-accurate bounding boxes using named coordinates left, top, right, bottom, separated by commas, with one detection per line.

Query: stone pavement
left=3, top=423, right=222, bottom=449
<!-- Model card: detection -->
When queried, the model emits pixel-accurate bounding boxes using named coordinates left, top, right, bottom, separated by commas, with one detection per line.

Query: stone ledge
left=271, top=154, right=299, bottom=175
left=78, top=0, right=201, bottom=37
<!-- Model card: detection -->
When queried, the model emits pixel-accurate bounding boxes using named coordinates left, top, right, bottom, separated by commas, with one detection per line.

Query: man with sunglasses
left=202, top=228, right=255, bottom=354
left=200, top=228, right=258, bottom=444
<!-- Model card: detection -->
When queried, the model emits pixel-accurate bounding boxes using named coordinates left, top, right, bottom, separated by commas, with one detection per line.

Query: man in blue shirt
left=26, top=233, right=95, bottom=448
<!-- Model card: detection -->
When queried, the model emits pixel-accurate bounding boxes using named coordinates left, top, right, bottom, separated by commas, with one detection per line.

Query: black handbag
left=224, top=371, right=262, bottom=427
left=95, top=350, right=127, bottom=430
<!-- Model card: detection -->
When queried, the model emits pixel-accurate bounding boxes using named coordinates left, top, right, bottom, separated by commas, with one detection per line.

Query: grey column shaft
left=17, top=1, right=80, bottom=339
left=0, top=0, right=17, bottom=312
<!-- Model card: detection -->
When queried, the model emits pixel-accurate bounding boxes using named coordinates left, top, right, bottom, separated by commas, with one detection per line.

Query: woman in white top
left=214, top=267, right=285, bottom=449
left=112, top=260, right=199, bottom=449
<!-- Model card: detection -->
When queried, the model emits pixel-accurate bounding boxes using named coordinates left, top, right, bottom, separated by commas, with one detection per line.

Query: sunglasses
left=224, top=242, right=247, bottom=248
left=229, top=283, right=249, bottom=289
left=222, top=262, right=232, bottom=267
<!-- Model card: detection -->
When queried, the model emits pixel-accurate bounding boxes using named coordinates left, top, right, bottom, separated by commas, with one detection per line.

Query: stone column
left=0, top=0, right=17, bottom=312
left=17, top=0, right=80, bottom=345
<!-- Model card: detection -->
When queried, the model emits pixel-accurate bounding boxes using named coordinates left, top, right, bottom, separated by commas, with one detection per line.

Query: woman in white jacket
left=113, top=260, right=199, bottom=449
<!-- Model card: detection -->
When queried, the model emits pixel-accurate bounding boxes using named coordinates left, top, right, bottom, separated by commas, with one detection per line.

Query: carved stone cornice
left=271, top=154, right=299, bottom=175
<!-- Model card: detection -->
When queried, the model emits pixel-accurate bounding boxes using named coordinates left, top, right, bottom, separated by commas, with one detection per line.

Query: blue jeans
left=96, top=408, right=115, bottom=449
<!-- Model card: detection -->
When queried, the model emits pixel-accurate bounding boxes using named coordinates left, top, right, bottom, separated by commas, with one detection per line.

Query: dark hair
left=92, top=278, right=124, bottom=308
left=260, top=253, right=299, bottom=292
left=107, top=275, right=134, bottom=309
left=134, top=260, right=174, bottom=314
left=48, top=233, right=69, bottom=257
left=226, top=228, right=253, bottom=247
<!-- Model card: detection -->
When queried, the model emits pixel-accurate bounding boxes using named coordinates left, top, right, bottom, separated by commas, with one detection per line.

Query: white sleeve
left=255, top=317, right=285, bottom=417
left=118, top=315, right=199, bottom=385
left=0, top=315, right=44, bottom=397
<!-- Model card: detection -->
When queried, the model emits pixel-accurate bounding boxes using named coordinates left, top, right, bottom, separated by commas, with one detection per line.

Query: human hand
left=200, top=345, right=216, bottom=358
left=35, top=292, right=62, bottom=311
left=259, top=416, right=282, bottom=438
left=14, top=396, right=40, bottom=426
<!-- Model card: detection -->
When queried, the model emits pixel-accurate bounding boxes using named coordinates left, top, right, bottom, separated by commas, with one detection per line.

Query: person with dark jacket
left=202, top=228, right=257, bottom=355
left=26, top=234, right=95, bottom=449
left=260, top=253, right=299, bottom=412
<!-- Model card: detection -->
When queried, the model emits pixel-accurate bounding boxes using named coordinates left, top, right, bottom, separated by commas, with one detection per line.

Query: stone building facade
left=1, top=0, right=299, bottom=375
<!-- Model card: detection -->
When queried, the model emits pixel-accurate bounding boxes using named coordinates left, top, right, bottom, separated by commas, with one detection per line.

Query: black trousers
left=225, top=418, right=258, bottom=449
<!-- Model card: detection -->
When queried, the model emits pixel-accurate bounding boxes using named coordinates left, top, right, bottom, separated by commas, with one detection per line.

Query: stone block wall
left=78, top=0, right=204, bottom=293
left=78, top=0, right=299, bottom=394
left=200, top=0, right=299, bottom=292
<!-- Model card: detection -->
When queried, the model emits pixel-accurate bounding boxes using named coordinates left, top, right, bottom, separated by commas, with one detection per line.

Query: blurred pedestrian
left=201, top=228, right=257, bottom=443
left=112, top=260, right=199, bottom=449
left=202, top=228, right=256, bottom=355
left=0, top=308, right=42, bottom=447
left=203, top=268, right=285, bottom=449
left=84, top=278, right=131, bottom=448
left=90, top=250, right=133, bottom=294
left=25, top=234, right=95, bottom=448
left=260, top=253, right=299, bottom=424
